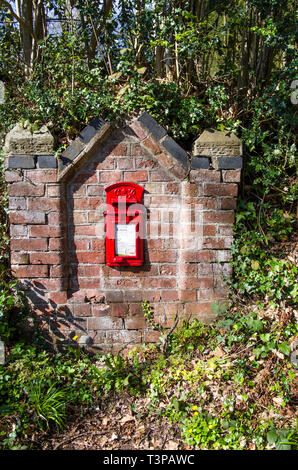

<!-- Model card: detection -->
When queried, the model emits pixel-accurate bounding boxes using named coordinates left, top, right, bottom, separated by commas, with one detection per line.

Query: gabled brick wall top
left=5, top=112, right=243, bottom=354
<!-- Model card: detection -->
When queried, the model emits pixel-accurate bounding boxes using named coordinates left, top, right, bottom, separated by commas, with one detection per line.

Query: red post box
left=105, top=182, right=145, bottom=266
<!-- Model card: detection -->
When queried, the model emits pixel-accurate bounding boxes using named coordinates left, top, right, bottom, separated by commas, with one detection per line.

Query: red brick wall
left=5, top=119, right=241, bottom=354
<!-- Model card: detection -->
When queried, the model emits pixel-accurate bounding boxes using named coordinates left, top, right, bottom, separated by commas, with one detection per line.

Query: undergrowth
left=0, top=302, right=297, bottom=450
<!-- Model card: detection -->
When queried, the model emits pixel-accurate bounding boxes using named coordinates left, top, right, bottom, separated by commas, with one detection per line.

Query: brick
left=47, top=185, right=61, bottom=197
left=29, top=225, right=61, bottom=237
left=48, top=212, right=63, bottom=225
left=185, top=302, right=215, bottom=315
left=135, top=157, right=158, bottom=169
left=30, top=252, right=61, bottom=265
left=28, top=197, right=60, bottom=211
left=91, top=239, right=105, bottom=250
left=100, top=142, right=127, bottom=157
left=10, top=238, right=47, bottom=251
left=181, top=250, right=215, bottom=263
left=123, top=291, right=143, bottom=302
left=216, top=250, right=231, bottom=262
left=73, top=212, right=88, bottom=224
left=125, top=317, right=146, bottom=329
left=181, top=183, right=199, bottom=197
left=190, top=169, right=221, bottom=183
left=37, top=155, right=57, bottom=169
left=160, top=135, right=189, bottom=169
left=8, top=182, right=45, bottom=197
left=150, top=168, right=172, bottom=182
left=92, top=304, right=111, bottom=317
left=75, top=252, right=105, bottom=264
left=86, top=185, right=104, bottom=196
left=11, top=253, right=29, bottom=264
left=150, top=250, right=177, bottom=263
left=222, top=169, right=241, bottom=182
left=142, top=136, right=160, bottom=155
left=73, top=172, right=98, bottom=184
left=12, top=265, right=48, bottom=278
left=203, top=183, right=238, bottom=197
left=93, top=157, right=115, bottom=171
left=73, top=304, right=92, bottom=317
left=191, top=157, right=210, bottom=169
left=78, top=117, right=105, bottom=143
left=160, top=290, right=179, bottom=301
left=72, top=225, right=97, bottom=236
left=130, top=144, right=151, bottom=158
left=88, top=316, right=122, bottom=330
left=49, top=291, right=68, bottom=304
left=99, top=171, right=122, bottom=183
left=10, top=224, right=28, bottom=237
left=138, top=112, right=167, bottom=140
left=10, top=211, right=45, bottom=225
left=5, top=170, right=23, bottom=182
left=203, top=211, right=235, bottom=224
left=117, top=158, right=134, bottom=170
left=220, top=198, right=237, bottom=210
left=179, top=289, right=197, bottom=301
left=8, top=155, right=35, bottom=169
left=217, top=157, right=243, bottom=169
left=106, top=330, right=142, bottom=343
left=9, top=197, right=27, bottom=210
left=26, top=169, right=57, bottom=183
left=155, top=151, right=175, bottom=169
left=110, top=303, right=129, bottom=317
left=124, top=170, right=148, bottom=182
left=69, top=184, right=86, bottom=197
left=180, top=277, right=214, bottom=289
left=143, top=330, right=162, bottom=343
left=50, top=265, right=64, bottom=277
left=129, top=120, right=149, bottom=140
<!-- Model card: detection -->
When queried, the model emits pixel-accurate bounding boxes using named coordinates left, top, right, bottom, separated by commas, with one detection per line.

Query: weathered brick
left=10, top=211, right=46, bottom=225
left=124, top=170, right=148, bottom=182
left=12, top=265, right=48, bottom=278
left=99, top=171, right=122, bottom=183
left=10, top=224, right=28, bottom=237
left=88, top=316, right=122, bottom=330
left=220, top=197, right=237, bottom=210
left=222, top=169, right=241, bottom=182
left=106, top=330, right=141, bottom=343
left=11, top=252, right=29, bottom=264
left=117, top=158, right=134, bottom=170
left=30, top=252, right=61, bottom=265
left=11, top=238, right=47, bottom=251
left=190, top=169, right=221, bottom=183
left=129, top=120, right=149, bottom=140
left=26, top=169, right=57, bottom=183
left=125, top=316, right=146, bottom=329
left=28, top=197, right=60, bottom=211
left=49, top=291, right=68, bottom=304
left=73, top=172, right=98, bottom=184
left=73, top=304, right=92, bottom=317
left=203, top=183, right=238, bottom=197
left=110, top=303, right=129, bottom=317
left=29, top=225, right=61, bottom=237
left=150, top=168, right=172, bottom=182
left=203, top=211, right=235, bottom=224
left=8, top=182, right=45, bottom=197
left=5, top=170, right=23, bottom=182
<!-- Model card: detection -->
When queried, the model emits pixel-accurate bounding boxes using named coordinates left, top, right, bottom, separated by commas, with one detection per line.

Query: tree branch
left=0, top=0, right=38, bottom=42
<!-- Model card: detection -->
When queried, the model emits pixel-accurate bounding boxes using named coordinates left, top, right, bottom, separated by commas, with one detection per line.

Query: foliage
left=0, top=0, right=297, bottom=451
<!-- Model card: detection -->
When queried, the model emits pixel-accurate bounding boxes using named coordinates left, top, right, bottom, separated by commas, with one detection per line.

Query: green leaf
left=278, top=342, right=291, bottom=356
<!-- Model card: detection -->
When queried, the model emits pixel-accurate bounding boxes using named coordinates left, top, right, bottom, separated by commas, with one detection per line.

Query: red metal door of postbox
left=105, top=182, right=145, bottom=266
